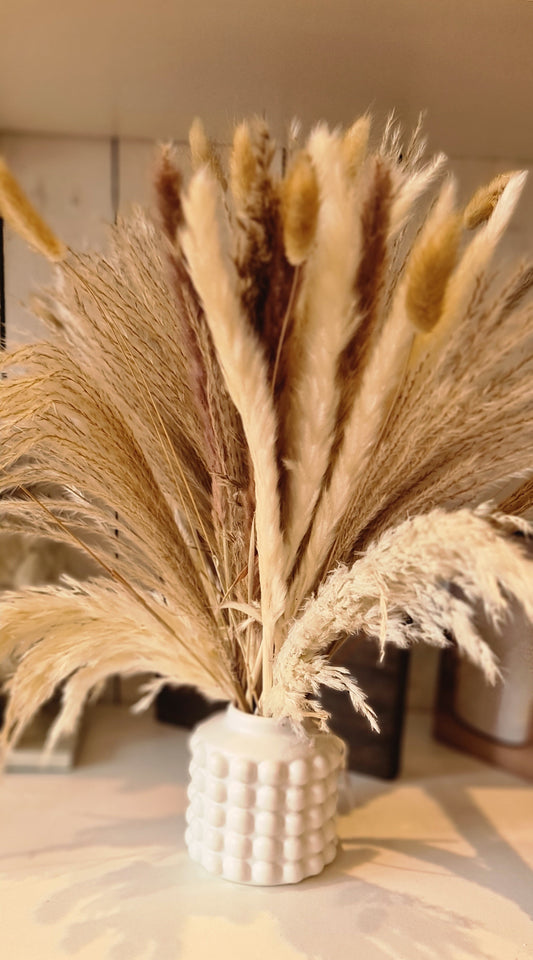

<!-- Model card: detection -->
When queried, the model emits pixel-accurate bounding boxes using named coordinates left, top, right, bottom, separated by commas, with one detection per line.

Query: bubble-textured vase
left=185, top=705, right=345, bottom=885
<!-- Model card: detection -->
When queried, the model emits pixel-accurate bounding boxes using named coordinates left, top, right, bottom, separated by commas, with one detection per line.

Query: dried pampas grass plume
left=269, top=507, right=533, bottom=726
left=154, top=144, right=184, bottom=240
left=0, top=157, right=66, bottom=261
left=436, top=171, right=528, bottom=339
left=281, top=151, right=320, bottom=266
left=464, top=171, right=517, bottom=229
left=230, top=122, right=257, bottom=209
left=180, top=167, right=286, bottom=697
left=405, top=211, right=462, bottom=332
left=342, top=115, right=371, bottom=179
left=189, top=116, right=227, bottom=190
left=0, top=112, right=532, bottom=751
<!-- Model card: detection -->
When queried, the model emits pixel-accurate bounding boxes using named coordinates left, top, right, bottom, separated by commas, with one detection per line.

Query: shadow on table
left=338, top=782, right=533, bottom=922
left=3, top=722, right=531, bottom=960
left=16, top=771, right=528, bottom=960
left=30, top=849, right=494, bottom=960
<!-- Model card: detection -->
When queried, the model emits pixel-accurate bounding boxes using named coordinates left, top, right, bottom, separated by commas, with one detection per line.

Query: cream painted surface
left=1, top=0, right=533, bottom=161
left=0, top=706, right=531, bottom=960
left=181, top=914, right=311, bottom=960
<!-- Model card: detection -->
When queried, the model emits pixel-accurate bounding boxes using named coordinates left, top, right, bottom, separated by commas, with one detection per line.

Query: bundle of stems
left=0, top=116, right=532, bottom=756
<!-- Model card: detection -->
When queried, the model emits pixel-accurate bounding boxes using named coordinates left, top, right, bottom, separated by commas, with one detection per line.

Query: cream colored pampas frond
left=0, top=578, right=232, bottom=759
left=268, top=507, right=533, bottom=726
left=281, top=127, right=361, bottom=569
left=405, top=212, right=462, bottom=332
left=1, top=113, right=532, bottom=747
left=286, top=169, right=456, bottom=610
left=181, top=168, right=286, bottom=696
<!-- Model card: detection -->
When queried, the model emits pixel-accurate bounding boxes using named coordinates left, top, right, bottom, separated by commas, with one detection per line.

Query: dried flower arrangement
left=0, top=115, right=532, bottom=760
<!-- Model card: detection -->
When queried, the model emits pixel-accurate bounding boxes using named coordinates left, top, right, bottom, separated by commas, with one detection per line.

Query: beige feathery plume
left=405, top=211, right=462, bottom=331
left=342, top=115, right=371, bottom=180
left=189, top=117, right=227, bottom=190
left=287, top=178, right=459, bottom=609
left=0, top=157, right=66, bottom=261
left=181, top=168, right=286, bottom=697
left=270, top=507, right=533, bottom=726
left=230, top=122, right=257, bottom=210
left=430, top=171, right=528, bottom=345
left=230, top=117, right=283, bottom=346
left=189, top=116, right=211, bottom=167
left=282, top=126, right=360, bottom=569
left=154, top=143, right=184, bottom=240
left=464, top=172, right=516, bottom=230
left=330, top=156, right=394, bottom=460
left=388, top=152, right=447, bottom=238
left=0, top=578, right=232, bottom=758
left=281, top=151, right=320, bottom=266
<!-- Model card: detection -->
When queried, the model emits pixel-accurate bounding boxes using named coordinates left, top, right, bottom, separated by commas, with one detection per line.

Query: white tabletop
left=1, top=704, right=532, bottom=960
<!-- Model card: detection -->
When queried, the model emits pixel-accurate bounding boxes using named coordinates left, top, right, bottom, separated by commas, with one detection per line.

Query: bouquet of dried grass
left=1, top=115, right=532, bottom=758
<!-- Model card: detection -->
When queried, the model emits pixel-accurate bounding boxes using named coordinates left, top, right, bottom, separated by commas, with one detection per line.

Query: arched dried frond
left=268, top=508, right=533, bottom=726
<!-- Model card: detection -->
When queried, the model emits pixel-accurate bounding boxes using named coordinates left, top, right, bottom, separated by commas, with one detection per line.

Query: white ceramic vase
left=185, top=704, right=345, bottom=885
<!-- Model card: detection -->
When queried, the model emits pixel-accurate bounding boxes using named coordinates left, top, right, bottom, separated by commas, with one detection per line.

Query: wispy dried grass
left=267, top=507, right=533, bottom=726
left=0, top=115, right=532, bottom=752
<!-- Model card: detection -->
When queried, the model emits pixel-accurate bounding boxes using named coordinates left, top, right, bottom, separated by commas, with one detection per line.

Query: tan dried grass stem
left=0, top=157, right=66, bottom=261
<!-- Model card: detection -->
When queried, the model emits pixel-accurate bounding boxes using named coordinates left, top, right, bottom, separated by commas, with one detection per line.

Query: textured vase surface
left=185, top=704, right=345, bottom=885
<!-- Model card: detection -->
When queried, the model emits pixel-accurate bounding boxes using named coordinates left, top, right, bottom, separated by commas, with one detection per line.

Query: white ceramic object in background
left=454, top=599, right=533, bottom=745
left=185, top=705, right=345, bottom=885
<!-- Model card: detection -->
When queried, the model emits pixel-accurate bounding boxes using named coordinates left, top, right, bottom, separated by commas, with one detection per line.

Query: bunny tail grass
left=0, top=157, right=66, bottom=261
